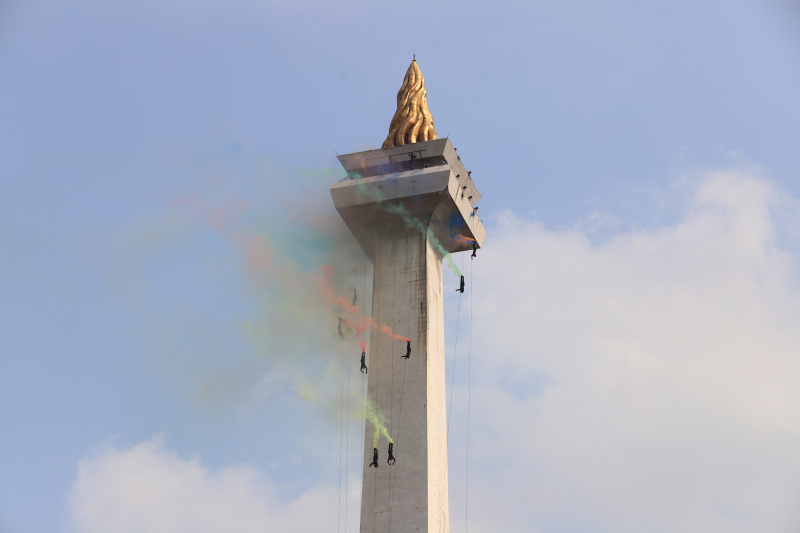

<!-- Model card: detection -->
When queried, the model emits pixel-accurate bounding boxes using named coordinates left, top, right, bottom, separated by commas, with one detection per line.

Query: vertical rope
left=371, top=209, right=380, bottom=533
left=388, top=224, right=411, bottom=533
left=390, top=217, right=397, bottom=433
left=343, top=246, right=355, bottom=533
left=357, top=204, right=369, bottom=533
left=359, top=361, right=366, bottom=514
left=344, top=349, right=350, bottom=533
left=440, top=252, right=465, bottom=532
left=338, top=241, right=345, bottom=533
left=387, top=216, right=398, bottom=532
left=466, top=256, right=473, bottom=533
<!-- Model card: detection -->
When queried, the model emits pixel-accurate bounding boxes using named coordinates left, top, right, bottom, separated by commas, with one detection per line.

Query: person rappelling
left=456, top=275, right=465, bottom=293
left=471, top=241, right=477, bottom=259
left=352, top=288, right=357, bottom=307
left=360, top=350, right=368, bottom=374
left=337, top=317, right=344, bottom=338
left=402, top=340, right=410, bottom=359
left=369, top=447, right=379, bottom=468
left=387, top=442, right=395, bottom=465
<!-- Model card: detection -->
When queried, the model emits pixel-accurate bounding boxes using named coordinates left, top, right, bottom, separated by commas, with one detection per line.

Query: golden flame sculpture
left=382, top=60, right=439, bottom=148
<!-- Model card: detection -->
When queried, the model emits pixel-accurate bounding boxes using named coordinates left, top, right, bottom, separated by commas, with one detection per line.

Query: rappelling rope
left=390, top=186, right=416, bottom=530
left=387, top=217, right=399, bottom=532
left=440, top=251, right=465, bottom=532
left=337, top=240, right=346, bottom=533
left=359, top=357, right=366, bottom=498
left=371, top=209, right=381, bottom=533
left=346, top=244, right=358, bottom=533
left=357, top=198, right=370, bottom=533
left=390, top=217, right=397, bottom=436
left=466, top=255, right=474, bottom=533
left=388, top=221, right=411, bottom=533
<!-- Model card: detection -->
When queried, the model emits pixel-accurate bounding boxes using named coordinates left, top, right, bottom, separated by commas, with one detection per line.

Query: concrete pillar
left=331, top=138, right=485, bottom=533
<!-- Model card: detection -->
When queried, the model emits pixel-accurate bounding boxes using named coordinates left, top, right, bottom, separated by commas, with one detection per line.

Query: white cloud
left=65, top=436, right=359, bottom=533
left=66, top=169, right=800, bottom=533
left=448, top=169, right=800, bottom=532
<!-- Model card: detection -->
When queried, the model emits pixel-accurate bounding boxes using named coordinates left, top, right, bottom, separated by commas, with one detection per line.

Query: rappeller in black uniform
left=387, top=442, right=396, bottom=465
left=369, top=447, right=379, bottom=468
left=456, top=275, right=465, bottom=293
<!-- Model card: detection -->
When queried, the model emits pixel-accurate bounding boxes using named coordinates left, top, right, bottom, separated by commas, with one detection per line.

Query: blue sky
left=1, top=1, right=800, bottom=532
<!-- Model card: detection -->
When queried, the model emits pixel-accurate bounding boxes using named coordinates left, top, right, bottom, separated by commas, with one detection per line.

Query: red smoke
left=176, top=196, right=411, bottom=346
left=314, top=263, right=410, bottom=343
left=343, top=314, right=409, bottom=342
left=319, top=264, right=334, bottom=280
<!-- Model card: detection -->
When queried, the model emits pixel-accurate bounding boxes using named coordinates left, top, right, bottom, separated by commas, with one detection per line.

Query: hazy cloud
left=66, top=436, right=360, bottom=533
left=449, top=168, right=800, bottom=532
left=66, top=169, right=800, bottom=533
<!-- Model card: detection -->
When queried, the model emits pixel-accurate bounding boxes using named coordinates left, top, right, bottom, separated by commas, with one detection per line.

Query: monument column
left=330, top=60, right=485, bottom=533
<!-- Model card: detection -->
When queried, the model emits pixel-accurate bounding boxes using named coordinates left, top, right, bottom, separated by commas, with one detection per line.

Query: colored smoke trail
left=175, top=195, right=409, bottom=445
left=177, top=194, right=411, bottom=347
left=326, top=357, right=395, bottom=447
left=365, top=397, right=393, bottom=447
left=453, top=234, right=476, bottom=245
left=359, top=340, right=366, bottom=352
left=352, top=179, right=463, bottom=278
left=382, top=202, right=462, bottom=277
left=379, top=323, right=410, bottom=342
left=344, top=314, right=409, bottom=342
left=314, top=264, right=411, bottom=344
left=449, top=213, right=478, bottom=250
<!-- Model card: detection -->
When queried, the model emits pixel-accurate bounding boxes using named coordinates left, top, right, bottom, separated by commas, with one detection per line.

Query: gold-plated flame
left=381, top=60, right=438, bottom=148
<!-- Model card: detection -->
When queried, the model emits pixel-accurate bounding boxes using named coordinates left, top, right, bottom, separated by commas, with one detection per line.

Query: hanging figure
left=456, top=275, right=465, bottom=293
left=402, top=340, right=410, bottom=359
left=360, top=350, right=368, bottom=374
left=387, top=442, right=396, bottom=465
left=337, top=317, right=344, bottom=338
left=352, top=288, right=357, bottom=307
left=369, top=447, right=379, bottom=468
left=471, top=241, right=477, bottom=259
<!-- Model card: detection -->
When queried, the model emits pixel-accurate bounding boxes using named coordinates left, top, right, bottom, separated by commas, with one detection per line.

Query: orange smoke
left=176, top=196, right=410, bottom=346
left=314, top=266, right=410, bottom=342
left=453, top=234, right=476, bottom=245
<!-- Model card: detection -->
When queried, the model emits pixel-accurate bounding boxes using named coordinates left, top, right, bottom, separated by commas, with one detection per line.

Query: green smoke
left=382, top=201, right=462, bottom=277
left=364, top=397, right=393, bottom=447
left=352, top=179, right=462, bottom=277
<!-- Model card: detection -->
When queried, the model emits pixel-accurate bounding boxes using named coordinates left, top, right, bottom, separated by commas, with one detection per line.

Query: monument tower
left=330, top=60, right=485, bottom=533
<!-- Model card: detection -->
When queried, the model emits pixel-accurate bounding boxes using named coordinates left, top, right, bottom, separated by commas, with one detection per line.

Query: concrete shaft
left=359, top=213, right=448, bottom=533
left=331, top=138, right=485, bottom=533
